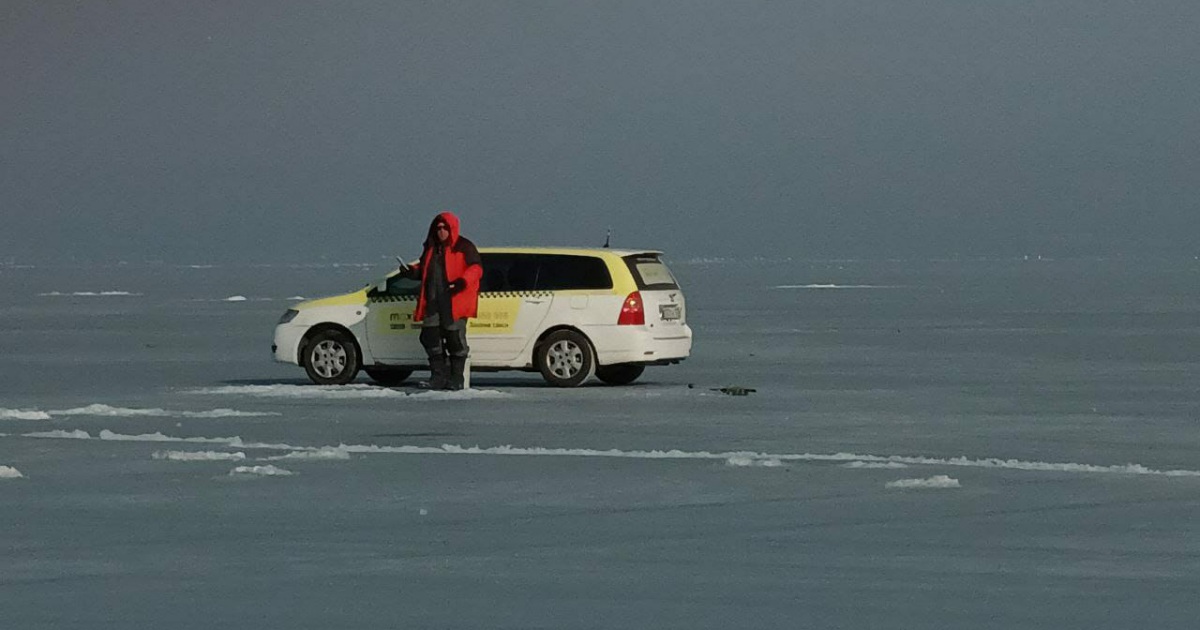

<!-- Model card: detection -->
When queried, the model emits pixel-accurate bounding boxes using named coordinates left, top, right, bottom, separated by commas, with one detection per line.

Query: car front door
left=365, top=274, right=425, bottom=363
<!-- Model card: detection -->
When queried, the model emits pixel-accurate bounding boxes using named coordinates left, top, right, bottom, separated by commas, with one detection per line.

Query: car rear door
left=471, top=253, right=552, bottom=363
left=623, top=254, right=687, bottom=334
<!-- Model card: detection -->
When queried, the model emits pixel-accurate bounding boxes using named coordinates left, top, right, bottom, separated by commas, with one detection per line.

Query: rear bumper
left=586, top=324, right=692, bottom=366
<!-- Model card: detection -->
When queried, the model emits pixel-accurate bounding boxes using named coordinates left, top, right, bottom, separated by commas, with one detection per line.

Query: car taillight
left=617, top=291, right=645, bottom=326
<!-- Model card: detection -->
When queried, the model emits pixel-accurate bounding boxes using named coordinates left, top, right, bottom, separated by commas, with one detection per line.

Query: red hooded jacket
left=412, top=211, right=482, bottom=322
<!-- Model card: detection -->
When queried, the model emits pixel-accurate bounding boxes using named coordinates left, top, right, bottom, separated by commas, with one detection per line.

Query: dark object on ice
left=711, top=386, right=756, bottom=396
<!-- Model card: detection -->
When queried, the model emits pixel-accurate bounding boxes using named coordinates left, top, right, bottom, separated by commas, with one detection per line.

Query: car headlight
left=277, top=309, right=299, bottom=325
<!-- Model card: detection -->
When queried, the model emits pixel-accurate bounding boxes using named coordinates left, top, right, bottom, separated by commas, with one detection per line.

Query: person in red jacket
left=405, top=211, right=482, bottom=390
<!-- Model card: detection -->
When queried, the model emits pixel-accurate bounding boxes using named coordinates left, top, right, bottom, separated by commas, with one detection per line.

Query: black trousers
left=419, top=322, right=469, bottom=360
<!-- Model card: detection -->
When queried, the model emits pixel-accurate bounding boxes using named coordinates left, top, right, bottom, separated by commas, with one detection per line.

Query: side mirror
left=375, top=278, right=389, bottom=293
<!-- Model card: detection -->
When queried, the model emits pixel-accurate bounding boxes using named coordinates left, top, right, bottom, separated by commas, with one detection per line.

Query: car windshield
left=371, top=273, right=420, bottom=297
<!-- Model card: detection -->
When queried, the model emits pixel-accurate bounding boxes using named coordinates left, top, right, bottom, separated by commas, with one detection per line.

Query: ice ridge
left=14, top=430, right=1200, bottom=479
left=15, top=404, right=279, bottom=418
left=0, top=465, right=24, bottom=479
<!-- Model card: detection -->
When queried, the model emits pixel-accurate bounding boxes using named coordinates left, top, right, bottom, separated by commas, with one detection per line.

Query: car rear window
left=623, top=254, right=679, bottom=290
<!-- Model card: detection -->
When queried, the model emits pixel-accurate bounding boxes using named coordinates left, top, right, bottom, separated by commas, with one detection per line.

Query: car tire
left=595, top=363, right=645, bottom=386
left=535, top=330, right=596, bottom=387
left=364, top=367, right=413, bottom=387
left=303, top=329, right=359, bottom=385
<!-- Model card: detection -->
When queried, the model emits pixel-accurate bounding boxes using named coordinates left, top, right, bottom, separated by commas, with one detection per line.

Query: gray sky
left=3, top=1, right=1198, bottom=263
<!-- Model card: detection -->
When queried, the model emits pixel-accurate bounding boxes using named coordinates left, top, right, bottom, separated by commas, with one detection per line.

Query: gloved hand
left=447, top=279, right=466, bottom=295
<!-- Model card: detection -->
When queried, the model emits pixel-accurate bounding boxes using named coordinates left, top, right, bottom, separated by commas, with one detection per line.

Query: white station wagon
left=273, top=247, right=692, bottom=387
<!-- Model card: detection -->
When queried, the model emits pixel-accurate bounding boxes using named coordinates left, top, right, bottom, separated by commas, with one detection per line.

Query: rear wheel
left=535, top=330, right=595, bottom=387
left=595, top=363, right=645, bottom=385
left=364, top=367, right=414, bottom=386
left=303, top=329, right=359, bottom=385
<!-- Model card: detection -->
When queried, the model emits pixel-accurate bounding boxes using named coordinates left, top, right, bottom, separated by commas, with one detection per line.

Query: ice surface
left=0, top=465, right=23, bottom=479
left=886, top=475, right=962, bottom=489
left=5, top=258, right=1200, bottom=628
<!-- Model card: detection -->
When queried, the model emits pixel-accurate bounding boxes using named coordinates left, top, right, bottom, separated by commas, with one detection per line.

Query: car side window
left=536, top=255, right=613, bottom=291
left=479, top=254, right=539, bottom=292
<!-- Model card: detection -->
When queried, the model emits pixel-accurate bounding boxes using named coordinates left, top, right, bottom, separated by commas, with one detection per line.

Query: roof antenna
left=602, top=227, right=611, bottom=248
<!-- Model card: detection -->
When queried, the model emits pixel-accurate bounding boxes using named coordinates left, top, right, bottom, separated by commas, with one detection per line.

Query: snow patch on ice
left=51, top=404, right=165, bottom=417
left=186, top=384, right=511, bottom=400
left=47, top=404, right=280, bottom=418
left=38, top=291, right=141, bottom=297
left=843, top=461, right=909, bottom=469
left=23, top=429, right=92, bottom=439
left=886, top=475, right=961, bottom=489
left=183, top=408, right=280, bottom=418
left=406, top=389, right=513, bottom=401
left=326, top=444, right=1200, bottom=478
left=97, top=429, right=243, bottom=445
left=0, top=466, right=24, bottom=479
left=229, top=465, right=294, bottom=477
left=773, top=284, right=900, bottom=290
left=262, top=446, right=351, bottom=461
left=21, top=428, right=251, bottom=447
left=725, top=456, right=784, bottom=467
left=153, top=450, right=247, bottom=462
left=188, top=384, right=408, bottom=399
left=14, top=430, right=1200, bottom=480
left=1, top=408, right=51, bottom=421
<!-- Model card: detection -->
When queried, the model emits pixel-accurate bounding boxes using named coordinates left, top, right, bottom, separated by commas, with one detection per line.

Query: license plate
left=659, top=304, right=681, bottom=320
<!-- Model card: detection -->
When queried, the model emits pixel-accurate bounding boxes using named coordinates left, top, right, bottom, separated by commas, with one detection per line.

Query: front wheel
left=364, top=367, right=413, bottom=387
left=535, top=330, right=596, bottom=387
left=303, top=329, right=360, bottom=385
left=595, top=363, right=645, bottom=386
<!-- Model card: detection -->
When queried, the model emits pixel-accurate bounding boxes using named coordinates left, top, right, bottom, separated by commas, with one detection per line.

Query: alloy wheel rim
left=311, top=340, right=347, bottom=378
left=547, top=340, right=583, bottom=378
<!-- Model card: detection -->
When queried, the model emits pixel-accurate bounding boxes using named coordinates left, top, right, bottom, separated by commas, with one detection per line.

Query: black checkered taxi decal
left=369, top=290, right=551, bottom=303
left=479, top=291, right=552, bottom=298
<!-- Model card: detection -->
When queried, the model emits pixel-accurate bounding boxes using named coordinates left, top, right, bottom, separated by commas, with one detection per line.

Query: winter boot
left=448, top=356, right=468, bottom=391
left=422, top=355, right=450, bottom=390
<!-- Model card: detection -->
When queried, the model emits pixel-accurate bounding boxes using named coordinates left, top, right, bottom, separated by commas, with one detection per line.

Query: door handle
left=524, top=299, right=545, bottom=304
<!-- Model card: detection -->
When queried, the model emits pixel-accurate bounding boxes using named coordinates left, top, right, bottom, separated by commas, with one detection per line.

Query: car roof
left=478, top=246, right=664, bottom=257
